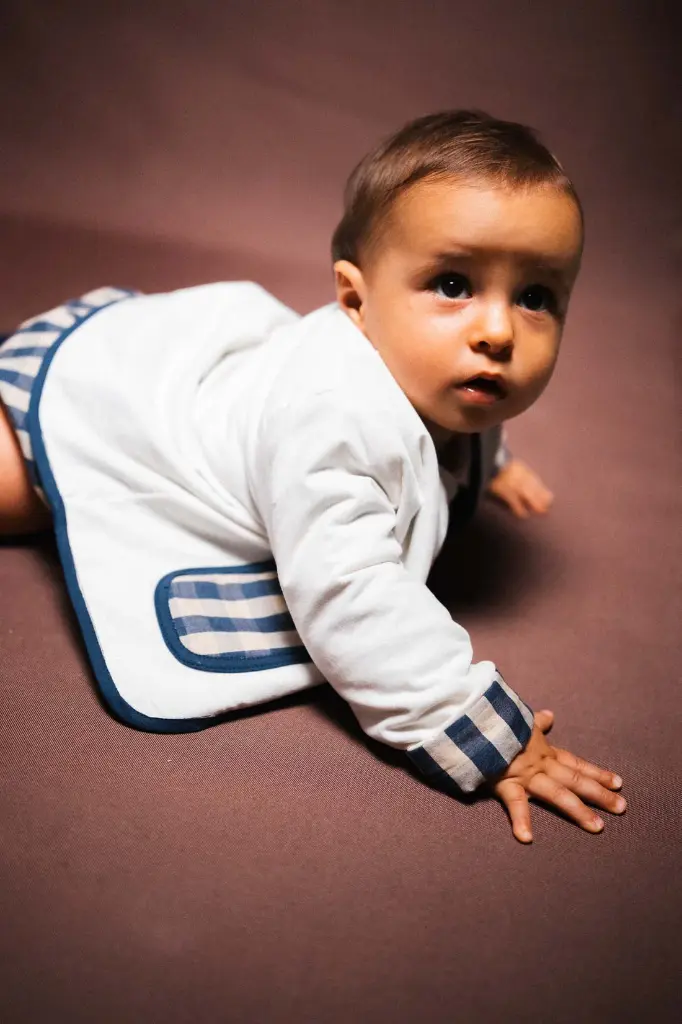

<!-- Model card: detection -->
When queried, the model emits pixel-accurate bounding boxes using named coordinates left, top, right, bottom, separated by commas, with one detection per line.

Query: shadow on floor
left=428, top=499, right=557, bottom=615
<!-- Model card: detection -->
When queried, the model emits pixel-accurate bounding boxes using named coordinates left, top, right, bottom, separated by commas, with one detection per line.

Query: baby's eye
left=517, top=284, right=557, bottom=314
left=431, top=273, right=471, bottom=300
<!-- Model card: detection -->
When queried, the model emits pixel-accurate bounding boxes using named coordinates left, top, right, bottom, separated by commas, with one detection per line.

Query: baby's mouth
left=456, top=374, right=508, bottom=400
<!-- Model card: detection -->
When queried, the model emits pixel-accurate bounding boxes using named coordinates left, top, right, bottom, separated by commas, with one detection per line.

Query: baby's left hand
left=485, top=458, right=554, bottom=519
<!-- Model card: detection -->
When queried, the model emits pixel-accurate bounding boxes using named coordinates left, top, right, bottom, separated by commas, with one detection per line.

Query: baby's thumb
left=534, top=708, right=555, bottom=733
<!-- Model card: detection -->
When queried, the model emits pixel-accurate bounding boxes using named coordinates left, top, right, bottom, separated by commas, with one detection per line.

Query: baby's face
left=334, top=177, right=583, bottom=435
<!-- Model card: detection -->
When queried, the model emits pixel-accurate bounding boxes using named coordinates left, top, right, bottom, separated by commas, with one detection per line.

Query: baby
left=0, top=109, right=625, bottom=842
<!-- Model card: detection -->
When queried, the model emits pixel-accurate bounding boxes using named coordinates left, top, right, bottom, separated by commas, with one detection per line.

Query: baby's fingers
left=544, top=759, right=627, bottom=816
left=527, top=774, right=605, bottom=833
left=494, top=779, right=533, bottom=843
left=552, top=747, right=623, bottom=790
left=524, top=483, right=554, bottom=514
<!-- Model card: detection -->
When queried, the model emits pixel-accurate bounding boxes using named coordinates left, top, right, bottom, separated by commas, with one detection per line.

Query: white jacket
left=0, top=282, right=533, bottom=792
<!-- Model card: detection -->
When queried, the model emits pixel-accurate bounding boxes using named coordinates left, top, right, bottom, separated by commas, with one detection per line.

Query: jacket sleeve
left=251, top=392, right=533, bottom=793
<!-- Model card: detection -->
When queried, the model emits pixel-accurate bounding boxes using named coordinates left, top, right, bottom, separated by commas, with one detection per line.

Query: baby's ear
left=333, top=259, right=367, bottom=327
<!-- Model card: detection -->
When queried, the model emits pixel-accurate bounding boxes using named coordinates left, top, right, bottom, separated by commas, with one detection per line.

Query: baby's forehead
left=379, top=177, right=583, bottom=271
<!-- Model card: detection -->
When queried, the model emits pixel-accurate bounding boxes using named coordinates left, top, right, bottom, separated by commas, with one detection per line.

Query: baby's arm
left=252, top=393, right=624, bottom=838
left=486, top=424, right=555, bottom=519
left=252, top=393, right=529, bottom=788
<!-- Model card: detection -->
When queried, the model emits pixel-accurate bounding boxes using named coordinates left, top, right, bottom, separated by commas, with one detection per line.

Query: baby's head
left=332, top=109, right=584, bottom=436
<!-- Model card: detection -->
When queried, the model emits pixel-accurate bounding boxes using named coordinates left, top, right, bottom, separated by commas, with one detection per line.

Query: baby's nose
left=470, top=303, right=514, bottom=351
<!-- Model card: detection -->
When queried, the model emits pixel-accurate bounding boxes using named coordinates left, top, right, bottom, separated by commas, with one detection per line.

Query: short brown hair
left=331, top=108, right=583, bottom=268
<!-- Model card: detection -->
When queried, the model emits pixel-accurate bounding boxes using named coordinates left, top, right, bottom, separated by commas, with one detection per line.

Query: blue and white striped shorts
left=0, top=286, right=140, bottom=502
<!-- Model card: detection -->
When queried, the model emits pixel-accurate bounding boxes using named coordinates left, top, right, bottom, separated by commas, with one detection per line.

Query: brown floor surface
left=1, top=3, right=680, bottom=1022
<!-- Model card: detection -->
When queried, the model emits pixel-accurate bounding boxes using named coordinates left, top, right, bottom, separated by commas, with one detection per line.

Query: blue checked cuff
left=406, top=673, right=534, bottom=793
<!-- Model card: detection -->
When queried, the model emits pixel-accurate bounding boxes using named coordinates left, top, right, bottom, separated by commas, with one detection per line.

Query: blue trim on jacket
left=25, top=294, right=279, bottom=733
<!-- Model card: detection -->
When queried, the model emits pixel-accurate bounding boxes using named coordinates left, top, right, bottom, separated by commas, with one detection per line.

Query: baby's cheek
left=517, top=362, right=555, bottom=410
left=397, top=341, right=446, bottom=396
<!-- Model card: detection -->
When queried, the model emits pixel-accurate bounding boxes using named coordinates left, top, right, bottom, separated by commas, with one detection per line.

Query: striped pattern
left=162, top=565, right=311, bottom=665
left=0, top=286, right=138, bottom=500
left=407, top=673, right=534, bottom=793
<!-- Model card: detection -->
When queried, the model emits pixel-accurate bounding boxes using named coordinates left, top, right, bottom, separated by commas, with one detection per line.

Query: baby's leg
left=0, top=399, right=52, bottom=535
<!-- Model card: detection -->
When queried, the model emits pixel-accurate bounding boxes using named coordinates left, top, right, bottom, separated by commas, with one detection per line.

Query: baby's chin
left=423, top=399, right=512, bottom=435
left=430, top=382, right=544, bottom=433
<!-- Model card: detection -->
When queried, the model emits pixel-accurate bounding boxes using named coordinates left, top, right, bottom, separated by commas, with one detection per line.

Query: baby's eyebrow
left=418, top=248, right=572, bottom=281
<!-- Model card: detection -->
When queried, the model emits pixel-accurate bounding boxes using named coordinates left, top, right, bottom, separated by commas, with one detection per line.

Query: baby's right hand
left=490, top=709, right=626, bottom=842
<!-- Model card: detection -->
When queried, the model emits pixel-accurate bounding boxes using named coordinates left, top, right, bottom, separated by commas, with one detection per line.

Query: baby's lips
left=456, top=373, right=509, bottom=398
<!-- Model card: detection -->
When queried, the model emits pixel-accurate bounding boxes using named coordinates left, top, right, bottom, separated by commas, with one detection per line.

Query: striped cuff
left=406, top=672, right=533, bottom=794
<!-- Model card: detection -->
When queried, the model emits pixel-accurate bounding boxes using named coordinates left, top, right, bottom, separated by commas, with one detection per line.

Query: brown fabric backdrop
left=1, top=2, right=680, bottom=1021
